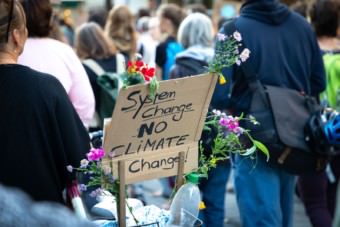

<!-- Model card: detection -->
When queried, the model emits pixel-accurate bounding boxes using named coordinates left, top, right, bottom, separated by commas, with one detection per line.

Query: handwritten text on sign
left=103, top=74, right=217, bottom=183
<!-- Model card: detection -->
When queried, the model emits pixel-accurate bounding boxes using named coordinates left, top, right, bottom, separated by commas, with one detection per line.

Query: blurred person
left=18, top=0, right=95, bottom=129
left=75, top=22, right=125, bottom=130
left=220, top=0, right=326, bottom=227
left=149, top=16, right=162, bottom=43
left=170, top=13, right=232, bottom=227
left=297, top=1, right=340, bottom=227
left=105, top=5, right=137, bottom=60
left=290, top=0, right=308, bottom=18
left=186, top=3, right=208, bottom=15
left=88, top=7, right=108, bottom=29
left=60, top=17, right=75, bottom=47
left=0, top=0, right=89, bottom=204
left=136, top=16, right=159, bottom=67
left=136, top=8, right=151, bottom=20
left=155, top=3, right=185, bottom=81
left=49, top=14, right=68, bottom=43
left=0, top=184, right=95, bottom=227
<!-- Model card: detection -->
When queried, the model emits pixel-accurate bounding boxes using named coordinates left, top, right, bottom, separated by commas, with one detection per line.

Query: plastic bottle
left=167, top=173, right=201, bottom=227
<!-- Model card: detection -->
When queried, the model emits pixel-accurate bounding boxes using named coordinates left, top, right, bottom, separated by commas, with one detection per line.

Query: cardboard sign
left=103, top=73, right=217, bottom=183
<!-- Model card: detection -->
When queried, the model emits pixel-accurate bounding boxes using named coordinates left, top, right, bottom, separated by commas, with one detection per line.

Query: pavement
left=139, top=172, right=312, bottom=227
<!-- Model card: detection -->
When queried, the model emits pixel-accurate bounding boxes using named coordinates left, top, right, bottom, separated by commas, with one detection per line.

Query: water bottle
left=167, top=173, right=201, bottom=227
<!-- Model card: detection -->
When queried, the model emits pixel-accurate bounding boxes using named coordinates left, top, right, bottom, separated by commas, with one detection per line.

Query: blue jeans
left=233, top=155, right=295, bottom=227
left=199, top=161, right=231, bottom=227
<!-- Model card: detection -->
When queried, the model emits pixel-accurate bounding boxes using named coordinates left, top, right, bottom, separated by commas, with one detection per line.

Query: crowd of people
left=0, top=0, right=339, bottom=226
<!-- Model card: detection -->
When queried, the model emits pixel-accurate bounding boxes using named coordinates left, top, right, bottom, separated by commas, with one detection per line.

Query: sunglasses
left=6, top=0, right=14, bottom=42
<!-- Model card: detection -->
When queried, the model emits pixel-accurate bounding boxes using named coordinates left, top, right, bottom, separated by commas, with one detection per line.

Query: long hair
left=104, top=5, right=136, bottom=59
left=75, top=22, right=116, bottom=59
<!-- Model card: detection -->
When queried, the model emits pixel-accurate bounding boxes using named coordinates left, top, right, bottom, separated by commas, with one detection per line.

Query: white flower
left=80, top=159, right=89, bottom=168
left=240, top=48, right=251, bottom=62
left=66, top=165, right=73, bottom=173
left=103, top=166, right=112, bottom=175
left=233, top=31, right=242, bottom=42
left=236, top=59, right=241, bottom=66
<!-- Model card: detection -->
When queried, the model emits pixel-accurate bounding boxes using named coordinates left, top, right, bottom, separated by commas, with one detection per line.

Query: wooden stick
left=175, top=151, right=185, bottom=192
left=118, top=160, right=126, bottom=227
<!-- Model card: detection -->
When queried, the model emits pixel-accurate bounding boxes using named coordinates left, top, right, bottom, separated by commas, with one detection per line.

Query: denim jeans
left=199, top=161, right=231, bottom=227
left=233, top=155, right=295, bottom=227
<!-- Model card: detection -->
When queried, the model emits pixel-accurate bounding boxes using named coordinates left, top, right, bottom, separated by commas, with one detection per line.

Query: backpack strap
left=82, top=59, right=105, bottom=76
left=116, top=53, right=126, bottom=74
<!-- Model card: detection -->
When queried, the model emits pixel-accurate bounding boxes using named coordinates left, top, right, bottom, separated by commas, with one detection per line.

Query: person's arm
left=42, top=75, right=90, bottom=183
left=65, top=47, right=95, bottom=129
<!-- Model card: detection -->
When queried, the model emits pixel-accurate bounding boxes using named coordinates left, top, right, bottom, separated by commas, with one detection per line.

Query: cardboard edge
left=194, top=73, right=218, bottom=141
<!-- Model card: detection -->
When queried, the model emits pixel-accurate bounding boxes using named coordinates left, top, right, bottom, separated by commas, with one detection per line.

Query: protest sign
left=103, top=73, right=217, bottom=183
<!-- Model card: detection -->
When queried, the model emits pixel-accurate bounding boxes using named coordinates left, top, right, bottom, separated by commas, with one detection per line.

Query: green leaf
left=253, top=140, right=270, bottom=161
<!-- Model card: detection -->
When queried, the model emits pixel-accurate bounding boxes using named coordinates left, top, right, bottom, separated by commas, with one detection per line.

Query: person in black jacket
left=222, top=1, right=326, bottom=227
left=0, top=0, right=89, bottom=205
left=170, top=12, right=231, bottom=227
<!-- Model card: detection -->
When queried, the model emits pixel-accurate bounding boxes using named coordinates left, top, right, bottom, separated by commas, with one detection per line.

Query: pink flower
left=219, top=116, right=242, bottom=134
left=87, top=148, right=105, bottom=161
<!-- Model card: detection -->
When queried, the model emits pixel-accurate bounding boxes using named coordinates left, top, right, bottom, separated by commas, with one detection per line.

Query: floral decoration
left=67, top=147, right=139, bottom=223
left=208, top=31, right=251, bottom=84
left=122, top=59, right=159, bottom=98
left=188, top=110, right=269, bottom=178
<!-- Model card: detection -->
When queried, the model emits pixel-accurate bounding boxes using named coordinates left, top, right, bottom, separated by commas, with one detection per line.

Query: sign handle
left=175, top=151, right=186, bottom=191
left=118, top=160, right=126, bottom=227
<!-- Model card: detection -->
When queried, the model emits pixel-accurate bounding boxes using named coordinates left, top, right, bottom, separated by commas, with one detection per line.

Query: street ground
left=140, top=174, right=312, bottom=227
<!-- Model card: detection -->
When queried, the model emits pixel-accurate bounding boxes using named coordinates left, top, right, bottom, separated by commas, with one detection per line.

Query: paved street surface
left=140, top=174, right=312, bottom=227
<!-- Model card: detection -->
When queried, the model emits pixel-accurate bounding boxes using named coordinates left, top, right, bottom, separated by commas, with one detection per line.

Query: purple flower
left=78, top=184, right=87, bottom=192
left=89, top=188, right=103, bottom=198
left=87, top=148, right=105, bottom=161
left=217, top=33, right=227, bottom=41
left=66, top=165, right=73, bottom=173
left=219, top=116, right=242, bottom=134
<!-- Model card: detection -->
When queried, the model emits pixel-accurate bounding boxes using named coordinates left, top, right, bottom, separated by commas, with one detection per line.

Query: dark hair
left=20, top=0, right=52, bottom=37
left=88, top=7, right=108, bottom=29
left=0, top=0, right=26, bottom=43
left=187, top=3, right=208, bottom=15
left=290, top=1, right=308, bottom=18
left=158, top=4, right=186, bottom=32
left=137, top=8, right=151, bottom=19
left=310, top=0, right=339, bottom=37
left=75, top=22, right=116, bottom=59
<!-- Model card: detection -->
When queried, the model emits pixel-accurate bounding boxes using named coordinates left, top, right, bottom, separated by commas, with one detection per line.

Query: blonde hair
left=104, top=5, right=136, bottom=59
left=75, top=22, right=116, bottom=59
